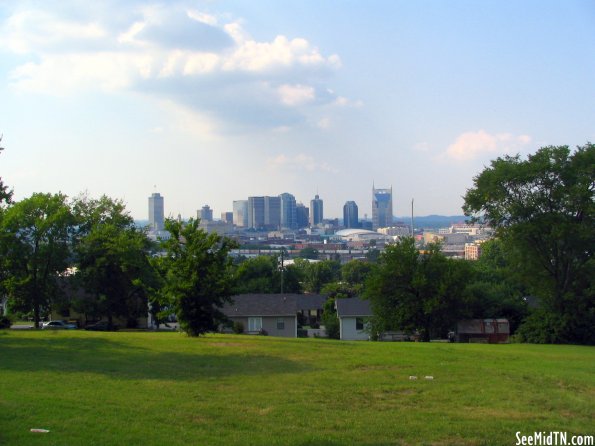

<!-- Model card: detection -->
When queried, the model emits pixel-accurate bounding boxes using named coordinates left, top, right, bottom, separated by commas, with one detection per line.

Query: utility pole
left=280, top=249, right=285, bottom=294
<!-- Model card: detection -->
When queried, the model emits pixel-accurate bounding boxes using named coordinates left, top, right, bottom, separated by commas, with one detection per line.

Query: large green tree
left=0, top=193, right=74, bottom=327
left=72, top=195, right=157, bottom=328
left=463, top=144, right=594, bottom=344
left=157, top=218, right=237, bottom=336
left=364, top=238, right=472, bottom=341
left=0, top=135, right=13, bottom=206
left=465, top=239, right=528, bottom=333
left=233, top=255, right=302, bottom=294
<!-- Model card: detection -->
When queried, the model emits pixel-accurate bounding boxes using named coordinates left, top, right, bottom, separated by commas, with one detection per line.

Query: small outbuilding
left=335, top=297, right=373, bottom=341
left=456, top=319, right=510, bottom=343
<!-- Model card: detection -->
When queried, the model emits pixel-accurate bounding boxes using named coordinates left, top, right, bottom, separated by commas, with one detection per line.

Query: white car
left=42, top=320, right=77, bottom=329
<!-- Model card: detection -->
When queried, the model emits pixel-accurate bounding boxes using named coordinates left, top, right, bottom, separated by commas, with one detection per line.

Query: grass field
left=0, top=330, right=593, bottom=446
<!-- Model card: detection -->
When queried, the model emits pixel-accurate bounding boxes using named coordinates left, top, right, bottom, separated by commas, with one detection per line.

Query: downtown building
left=148, top=192, right=164, bottom=231
left=372, top=186, right=393, bottom=230
left=343, top=201, right=359, bottom=228
left=309, top=194, right=324, bottom=227
left=279, top=193, right=297, bottom=229
left=247, top=196, right=281, bottom=230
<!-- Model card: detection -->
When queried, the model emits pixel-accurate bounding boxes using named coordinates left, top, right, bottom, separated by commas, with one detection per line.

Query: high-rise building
left=264, top=196, right=281, bottom=229
left=343, top=201, right=359, bottom=228
left=233, top=200, right=248, bottom=227
left=199, top=205, right=213, bottom=222
left=248, top=196, right=265, bottom=229
left=309, top=194, right=323, bottom=227
left=296, top=203, right=309, bottom=229
left=148, top=192, right=164, bottom=231
left=372, top=186, right=393, bottom=229
left=279, top=193, right=297, bottom=229
left=221, top=212, right=233, bottom=224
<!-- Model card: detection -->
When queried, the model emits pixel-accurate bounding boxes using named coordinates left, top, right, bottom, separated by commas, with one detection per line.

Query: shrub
left=233, top=321, right=244, bottom=334
left=0, top=314, right=13, bottom=329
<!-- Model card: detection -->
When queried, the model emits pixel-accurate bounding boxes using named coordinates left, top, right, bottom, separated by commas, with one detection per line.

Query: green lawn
left=0, top=331, right=593, bottom=446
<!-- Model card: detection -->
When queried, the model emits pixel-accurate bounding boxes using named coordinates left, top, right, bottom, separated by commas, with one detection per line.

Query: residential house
left=222, top=294, right=326, bottom=338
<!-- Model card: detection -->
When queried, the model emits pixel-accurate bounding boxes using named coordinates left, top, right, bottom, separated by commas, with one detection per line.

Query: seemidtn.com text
left=516, top=432, right=594, bottom=446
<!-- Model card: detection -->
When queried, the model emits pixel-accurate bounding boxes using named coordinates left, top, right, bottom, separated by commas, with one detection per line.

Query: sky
left=1, top=0, right=594, bottom=221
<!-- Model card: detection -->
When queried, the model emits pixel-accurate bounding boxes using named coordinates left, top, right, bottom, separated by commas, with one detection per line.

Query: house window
left=356, top=317, right=364, bottom=331
left=277, top=318, right=285, bottom=330
left=248, top=317, right=262, bottom=332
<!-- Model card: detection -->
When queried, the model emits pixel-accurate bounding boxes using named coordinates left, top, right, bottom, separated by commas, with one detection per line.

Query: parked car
left=42, top=320, right=77, bottom=329
left=85, top=321, right=118, bottom=331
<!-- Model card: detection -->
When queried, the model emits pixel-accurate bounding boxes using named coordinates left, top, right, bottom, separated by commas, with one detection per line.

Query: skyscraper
left=343, top=201, right=359, bottom=228
left=148, top=192, right=164, bottom=231
left=264, top=196, right=281, bottom=229
left=248, top=196, right=265, bottom=229
left=296, top=203, right=309, bottom=229
left=372, top=186, right=393, bottom=229
left=233, top=200, right=248, bottom=227
left=199, top=205, right=213, bottom=222
left=279, top=193, right=297, bottom=229
left=309, top=194, right=323, bottom=227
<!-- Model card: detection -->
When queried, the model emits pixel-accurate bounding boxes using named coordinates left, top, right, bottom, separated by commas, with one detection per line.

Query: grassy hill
left=0, top=331, right=593, bottom=446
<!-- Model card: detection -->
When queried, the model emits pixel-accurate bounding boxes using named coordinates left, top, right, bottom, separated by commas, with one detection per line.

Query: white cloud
left=445, top=130, right=532, bottom=161
left=0, top=2, right=349, bottom=131
left=278, top=84, right=315, bottom=106
left=268, top=153, right=338, bottom=173
left=317, top=117, right=331, bottom=129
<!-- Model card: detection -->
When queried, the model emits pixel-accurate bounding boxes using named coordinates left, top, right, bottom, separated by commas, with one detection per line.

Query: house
left=456, top=319, right=510, bottom=343
left=335, top=297, right=373, bottom=341
left=221, top=294, right=326, bottom=338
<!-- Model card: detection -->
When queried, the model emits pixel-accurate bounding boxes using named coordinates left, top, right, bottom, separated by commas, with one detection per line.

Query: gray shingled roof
left=222, top=294, right=326, bottom=317
left=335, top=297, right=373, bottom=317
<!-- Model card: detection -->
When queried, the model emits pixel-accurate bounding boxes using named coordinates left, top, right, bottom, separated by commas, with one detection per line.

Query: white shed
left=336, top=297, right=373, bottom=341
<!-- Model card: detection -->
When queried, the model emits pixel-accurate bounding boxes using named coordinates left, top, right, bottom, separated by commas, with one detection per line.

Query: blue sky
left=1, top=0, right=594, bottom=220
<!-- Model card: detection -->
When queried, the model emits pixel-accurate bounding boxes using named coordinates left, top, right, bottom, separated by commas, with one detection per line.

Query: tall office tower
left=199, top=205, right=213, bottom=222
left=221, top=212, right=234, bottom=224
left=343, top=201, right=359, bottom=228
left=279, top=193, right=297, bottom=229
left=233, top=200, right=248, bottom=227
left=264, top=196, right=281, bottom=229
left=296, top=203, right=309, bottom=229
left=148, top=192, right=164, bottom=231
left=309, top=194, right=324, bottom=227
left=248, top=196, right=265, bottom=229
left=372, top=185, right=393, bottom=229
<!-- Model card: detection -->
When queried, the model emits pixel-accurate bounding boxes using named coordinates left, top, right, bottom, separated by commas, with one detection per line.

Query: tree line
left=0, top=141, right=593, bottom=344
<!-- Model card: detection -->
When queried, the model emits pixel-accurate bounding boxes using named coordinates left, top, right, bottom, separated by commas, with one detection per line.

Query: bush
left=233, top=321, right=244, bottom=334
left=258, top=328, right=268, bottom=336
left=0, top=314, right=13, bottom=329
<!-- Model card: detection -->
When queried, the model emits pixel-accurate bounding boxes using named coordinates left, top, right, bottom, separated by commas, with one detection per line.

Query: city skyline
left=1, top=1, right=594, bottom=220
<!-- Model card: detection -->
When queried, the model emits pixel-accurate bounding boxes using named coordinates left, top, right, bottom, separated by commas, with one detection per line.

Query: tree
left=72, top=195, right=157, bottom=328
left=297, top=259, right=341, bottom=294
left=341, top=260, right=374, bottom=287
left=157, top=218, right=237, bottom=336
left=0, top=193, right=74, bottom=327
left=463, top=144, right=595, bottom=344
left=298, top=247, right=319, bottom=260
left=233, top=256, right=282, bottom=294
left=465, top=239, right=528, bottom=333
left=0, top=135, right=13, bottom=206
left=364, top=238, right=472, bottom=341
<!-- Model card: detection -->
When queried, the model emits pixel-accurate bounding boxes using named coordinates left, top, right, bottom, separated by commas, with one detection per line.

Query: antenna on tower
left=410, top=198, right=415, bottom=237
